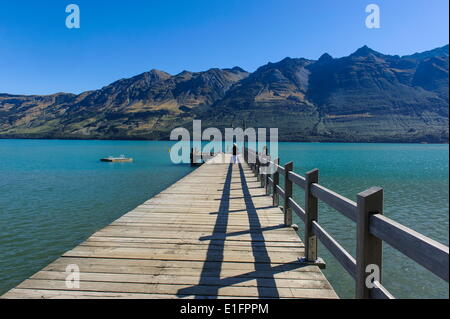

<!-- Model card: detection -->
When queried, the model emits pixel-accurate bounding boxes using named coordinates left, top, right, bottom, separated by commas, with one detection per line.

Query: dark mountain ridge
left=1, top=45, right=448, bottom=142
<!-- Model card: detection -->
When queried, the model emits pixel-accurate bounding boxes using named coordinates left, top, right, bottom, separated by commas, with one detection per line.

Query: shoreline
left=0, top=137, right=448, bottom=145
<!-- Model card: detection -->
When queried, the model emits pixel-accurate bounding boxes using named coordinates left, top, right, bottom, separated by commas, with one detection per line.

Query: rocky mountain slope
left=0, top=45, right=448, bottom=142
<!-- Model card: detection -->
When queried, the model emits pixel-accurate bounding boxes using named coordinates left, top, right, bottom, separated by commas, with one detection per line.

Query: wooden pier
left=1, top=153, right=337, bottom=299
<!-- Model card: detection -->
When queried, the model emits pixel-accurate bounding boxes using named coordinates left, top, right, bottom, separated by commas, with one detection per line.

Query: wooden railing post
left=251, top=150, right=256, bottom=173
left=272, top=158, right=280, bottom=207
left=264, top=156, right=271, bottom=195
left=284, top=162, right=293, bottom=226
left=356, top=187, right=383, bottom=299
left=260, top=170, right=264, bottom=187
left=249, top=148, right=253, bottom=171
left=261, top=148, right=268, bottom=188
left=255, top=154, right=260, bottom=180
left=304, top=169, right=319, bottom=261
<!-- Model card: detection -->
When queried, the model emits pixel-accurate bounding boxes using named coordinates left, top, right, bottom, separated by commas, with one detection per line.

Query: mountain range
left=0, top=44, right=448, bottom=142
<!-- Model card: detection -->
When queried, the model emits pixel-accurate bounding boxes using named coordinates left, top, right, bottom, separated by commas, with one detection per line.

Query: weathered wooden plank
left=62, top=246, right=304, bottom=263
left=87, top=236, right=304, bottom=248
left=2, top=289, right=193, bottom=299
left=46, top=257, right=323, bottom=273
left=42, top=261, right=325, bottom=279
left=16, top=279, right=337, bottom=299
left=80, top=241, right=305, bottom=253
left=93, top=229, right=303, bottom=243
left=31, top=271, right=331, bottom=289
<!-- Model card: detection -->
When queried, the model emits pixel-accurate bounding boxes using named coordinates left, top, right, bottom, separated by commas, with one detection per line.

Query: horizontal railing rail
left=288, top=171, right=306, bottom=188
left=275, top=185, right=285, bottom=199
left=369, top=214, right=449, bottom=282
left=310, top=183, right=357, bottom=222
left=242, top=146, right=449, bottom=299
left=311, top=220, right=357, bottom=280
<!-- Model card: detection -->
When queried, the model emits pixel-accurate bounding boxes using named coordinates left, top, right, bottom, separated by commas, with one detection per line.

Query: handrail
left=288, top=171, right=306, bottom=188
left=288, top=197, right=305, bottom=222
left=310, top=183, right=357, bottom=222
left=276, top=165, right=285, bottom=175
left=370, top=214, right=449, bottom=282
left=312, top=221, right=357, bottom=279
left=242, top=146, right=449, bottom=299
left=275, top=185, right=285, bottom=199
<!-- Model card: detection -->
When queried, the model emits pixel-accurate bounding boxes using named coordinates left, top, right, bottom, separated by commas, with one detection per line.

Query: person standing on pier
left=232, top=143, right=238, bottom=164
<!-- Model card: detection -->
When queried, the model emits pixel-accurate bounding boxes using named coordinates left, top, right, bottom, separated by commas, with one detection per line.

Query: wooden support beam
left=272, top=158, right=280, bottom=207
left=356, top=187, right=383, bottom=299
left=304, top=169, right=319, bottom=262
left=284, top=162, right=293, bottom=226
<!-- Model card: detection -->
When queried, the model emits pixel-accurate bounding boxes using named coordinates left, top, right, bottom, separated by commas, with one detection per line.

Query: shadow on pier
left=176, top=161, right=306, bottom=299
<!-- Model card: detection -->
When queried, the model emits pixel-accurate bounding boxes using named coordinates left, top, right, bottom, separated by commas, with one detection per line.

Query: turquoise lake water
left=0, top=140, right=448, bottom=298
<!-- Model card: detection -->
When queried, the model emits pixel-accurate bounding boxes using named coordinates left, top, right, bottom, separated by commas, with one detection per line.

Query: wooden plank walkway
left=2, top=154, right=337, bottom=299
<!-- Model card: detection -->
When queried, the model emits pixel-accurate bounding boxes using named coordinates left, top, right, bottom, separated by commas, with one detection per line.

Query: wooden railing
left=243, top=146, right=449, bottom=299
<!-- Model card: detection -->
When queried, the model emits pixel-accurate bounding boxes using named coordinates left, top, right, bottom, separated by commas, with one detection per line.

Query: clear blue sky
left=0, top=0, right=448, bottom=95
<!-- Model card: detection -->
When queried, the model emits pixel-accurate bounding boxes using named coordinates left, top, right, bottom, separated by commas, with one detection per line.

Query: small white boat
left=100, top=154, right=133, bottom=162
